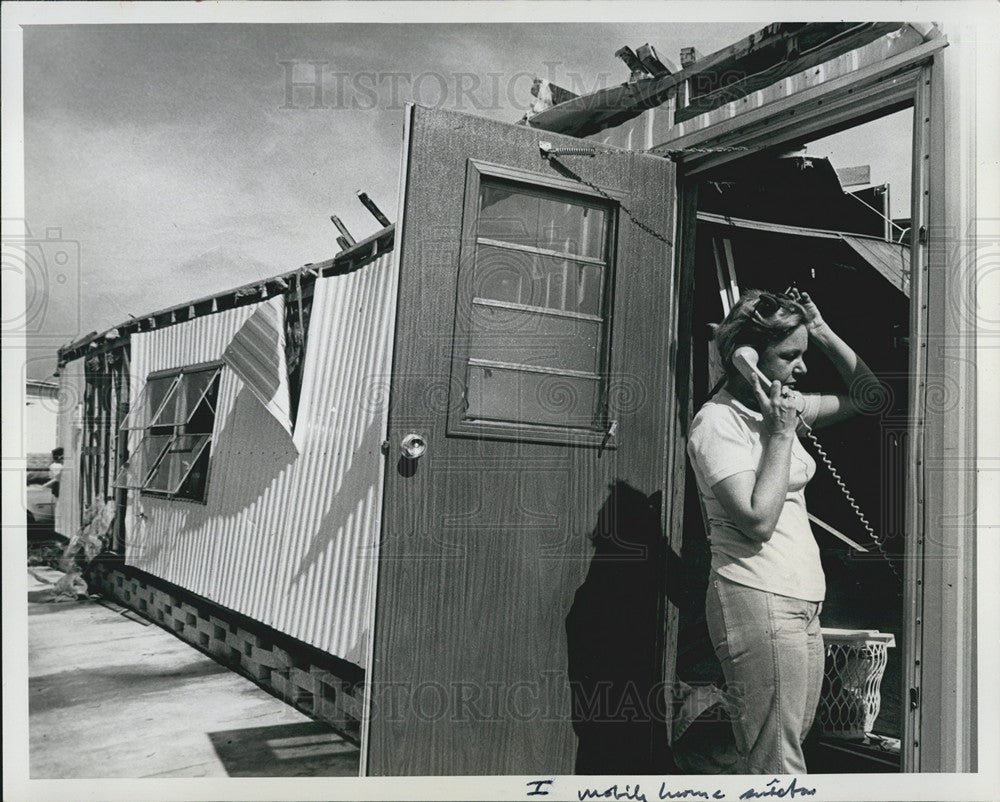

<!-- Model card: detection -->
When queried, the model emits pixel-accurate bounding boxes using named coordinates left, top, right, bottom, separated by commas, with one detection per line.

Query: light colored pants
left=705, top=573, right=824, bottom=774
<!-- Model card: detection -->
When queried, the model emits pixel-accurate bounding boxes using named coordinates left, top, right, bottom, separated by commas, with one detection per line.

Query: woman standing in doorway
left=686, top=288, right=876, bottom=774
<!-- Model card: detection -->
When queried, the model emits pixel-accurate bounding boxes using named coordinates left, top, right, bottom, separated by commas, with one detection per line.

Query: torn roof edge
left=57, top=224, right=395, bottom=368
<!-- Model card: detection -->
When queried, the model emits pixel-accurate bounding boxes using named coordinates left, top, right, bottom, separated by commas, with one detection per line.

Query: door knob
left=400, top=433, right=427, bottom=459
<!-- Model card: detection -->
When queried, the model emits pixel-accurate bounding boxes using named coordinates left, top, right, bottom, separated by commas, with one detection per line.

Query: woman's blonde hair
left=713, top=289, right=808, bottom=379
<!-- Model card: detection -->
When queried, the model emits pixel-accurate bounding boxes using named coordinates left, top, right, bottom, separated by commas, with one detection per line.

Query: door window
left=450, top=167, right=616, bottom=445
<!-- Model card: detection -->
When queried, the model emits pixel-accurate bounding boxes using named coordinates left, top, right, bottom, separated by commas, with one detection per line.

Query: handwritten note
left=525, top=777, right=819, bottom=801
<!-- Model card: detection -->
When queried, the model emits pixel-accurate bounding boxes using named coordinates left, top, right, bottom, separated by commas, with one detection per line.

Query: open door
left=367, top=105, right=678, bottom=775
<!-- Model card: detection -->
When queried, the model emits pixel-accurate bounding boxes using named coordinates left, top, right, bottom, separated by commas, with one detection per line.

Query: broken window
left=115, top=363, right=221, bottom=501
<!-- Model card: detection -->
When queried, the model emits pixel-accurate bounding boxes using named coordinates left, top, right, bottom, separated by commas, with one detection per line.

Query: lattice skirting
left=86, top=560, right=363, bottom=743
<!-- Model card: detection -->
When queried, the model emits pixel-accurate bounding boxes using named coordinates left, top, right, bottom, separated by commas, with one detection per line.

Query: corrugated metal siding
left=54, top=357, right=85, bottom=538
left=125, top=252, right=397, bottom=664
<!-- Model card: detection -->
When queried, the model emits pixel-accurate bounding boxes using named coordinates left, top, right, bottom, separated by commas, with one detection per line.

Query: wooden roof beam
left=636, top=44, right=676, bottom=78
left=357, top=190, right=391, bottom=228
left=330, top=215, right=356, bottom=246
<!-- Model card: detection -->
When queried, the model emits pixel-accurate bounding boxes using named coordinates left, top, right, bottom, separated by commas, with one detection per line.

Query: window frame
left=117, top=359, right=223, bottom=504
left=446, top=159, right=624, bottom=448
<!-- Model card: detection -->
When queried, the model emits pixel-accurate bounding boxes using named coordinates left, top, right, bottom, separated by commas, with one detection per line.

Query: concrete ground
left=28, top=567, right=361, bottom=779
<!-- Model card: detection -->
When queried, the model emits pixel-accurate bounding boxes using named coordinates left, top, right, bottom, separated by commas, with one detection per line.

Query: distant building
left=24, top=379, right=59, bottom=455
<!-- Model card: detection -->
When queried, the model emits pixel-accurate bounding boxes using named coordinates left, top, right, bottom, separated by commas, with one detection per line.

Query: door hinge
left=909, top=687, right=920, bottom=710
left=380, top=440, right=390, bottom=456
left=917, top=225, right=927, bottom=246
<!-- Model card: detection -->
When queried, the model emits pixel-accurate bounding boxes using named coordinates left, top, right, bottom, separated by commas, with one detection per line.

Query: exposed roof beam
left=636, top=43, right=676, bottom=78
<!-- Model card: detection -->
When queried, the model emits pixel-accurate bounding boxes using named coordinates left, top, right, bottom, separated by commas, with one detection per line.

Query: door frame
left=665, top=33, right=976, bottom=772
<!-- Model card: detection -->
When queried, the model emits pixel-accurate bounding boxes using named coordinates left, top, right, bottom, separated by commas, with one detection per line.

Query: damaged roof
left=526, top=22, right=933, bottom=140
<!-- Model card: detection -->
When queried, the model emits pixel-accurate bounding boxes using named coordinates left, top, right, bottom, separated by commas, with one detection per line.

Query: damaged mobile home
left=54, top=22, right=977, bottom=775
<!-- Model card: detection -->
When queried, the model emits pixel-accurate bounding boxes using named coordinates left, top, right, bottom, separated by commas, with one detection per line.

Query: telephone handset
left=730, top=345, right=899, bottom=579
left=732, top=346, right=776, bottom=392
left=733, top=345, right=803, bottom=419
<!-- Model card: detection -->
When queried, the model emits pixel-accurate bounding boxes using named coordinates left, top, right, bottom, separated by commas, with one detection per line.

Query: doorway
left=675, top=109, right=914, bottom=773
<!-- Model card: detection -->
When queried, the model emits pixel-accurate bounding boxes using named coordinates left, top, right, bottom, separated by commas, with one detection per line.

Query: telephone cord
left=797, top=414, right=904, bottom=587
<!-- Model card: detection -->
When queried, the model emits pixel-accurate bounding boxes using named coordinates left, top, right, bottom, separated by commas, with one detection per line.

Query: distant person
left=45, top=447, right=63, bottom=498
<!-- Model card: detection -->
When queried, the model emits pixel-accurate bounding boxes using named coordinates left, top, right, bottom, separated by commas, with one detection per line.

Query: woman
left=686, top=288, right=875, bottom=774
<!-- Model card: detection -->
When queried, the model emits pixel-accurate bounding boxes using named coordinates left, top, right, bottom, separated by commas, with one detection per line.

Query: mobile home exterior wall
left=123, top=252, right=397, bottom=662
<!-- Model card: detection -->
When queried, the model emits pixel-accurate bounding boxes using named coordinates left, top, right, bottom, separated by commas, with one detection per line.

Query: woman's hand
left=786, top=287, right=827, bottom=334
left=713, top=375, right=799, bottom=542
left=783, top=286, right=880, bottom=429
left=752, top=374, right=800, bottom=436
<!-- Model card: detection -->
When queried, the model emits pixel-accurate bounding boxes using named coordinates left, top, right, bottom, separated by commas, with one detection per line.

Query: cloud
left=21, top=23, right=764, bottom=381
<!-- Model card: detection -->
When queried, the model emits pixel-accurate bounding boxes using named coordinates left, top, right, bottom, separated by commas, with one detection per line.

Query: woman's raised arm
left=793, top=290, right=878, bottom=429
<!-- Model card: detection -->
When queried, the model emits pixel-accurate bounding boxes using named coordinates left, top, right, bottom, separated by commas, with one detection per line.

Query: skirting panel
left=86, top=560, right=363, bottom=743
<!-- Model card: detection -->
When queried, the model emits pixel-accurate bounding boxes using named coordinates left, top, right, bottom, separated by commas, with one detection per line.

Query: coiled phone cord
left=797, top=413, right=904, bottom=587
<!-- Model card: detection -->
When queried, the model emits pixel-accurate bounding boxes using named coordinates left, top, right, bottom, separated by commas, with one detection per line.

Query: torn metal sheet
left=697, top=211, right=910, bottom=296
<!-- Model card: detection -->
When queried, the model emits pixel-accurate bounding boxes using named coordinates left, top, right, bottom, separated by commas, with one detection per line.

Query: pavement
left=27, top=566, right=361, bottom=779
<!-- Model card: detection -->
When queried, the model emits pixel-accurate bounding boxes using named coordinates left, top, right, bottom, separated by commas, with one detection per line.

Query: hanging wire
left=797, top=414, right=905, bottom=589
left=543, top=152, right=674, bottom=248
left=846, top=191, right=908, bottom=238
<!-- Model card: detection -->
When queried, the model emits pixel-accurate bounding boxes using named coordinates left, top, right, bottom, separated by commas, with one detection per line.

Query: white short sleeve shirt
left=687, top=389, right=825, bottom=602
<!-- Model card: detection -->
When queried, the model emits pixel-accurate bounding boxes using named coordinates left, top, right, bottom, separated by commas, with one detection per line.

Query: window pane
left=478, top=182, right=606, bottom=259
left=474, top=245, right=604, bottom=316
left=146, top=375, right=180, bottom=423
left=144, top=435, right=210, bottom=494
left=474, top=245, right=531, bottom=305
left=121, top=375, right=179, bottom=430
left=174, top=444, right=211, bottom=500
left=114, top=434, right=172, bottom=488
left=536, top=195, right=606, bottom=259
left=153, top=368, right=219, bottom=426
left=466, top=364, right=601, bottom=428
left=479, top=183, right=539, bottom=244
left=184, top=373, right=220, bottom=435
left=469, top=305, right=602, bottom=374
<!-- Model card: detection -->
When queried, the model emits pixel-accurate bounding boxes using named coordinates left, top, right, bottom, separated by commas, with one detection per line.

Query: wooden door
left=368, top=105, right=678, bottom=775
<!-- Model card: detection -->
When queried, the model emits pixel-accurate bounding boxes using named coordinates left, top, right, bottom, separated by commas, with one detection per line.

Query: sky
left=17, top=21, right=912, bottom=381
left=17, top=22, right=757, bottom=381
